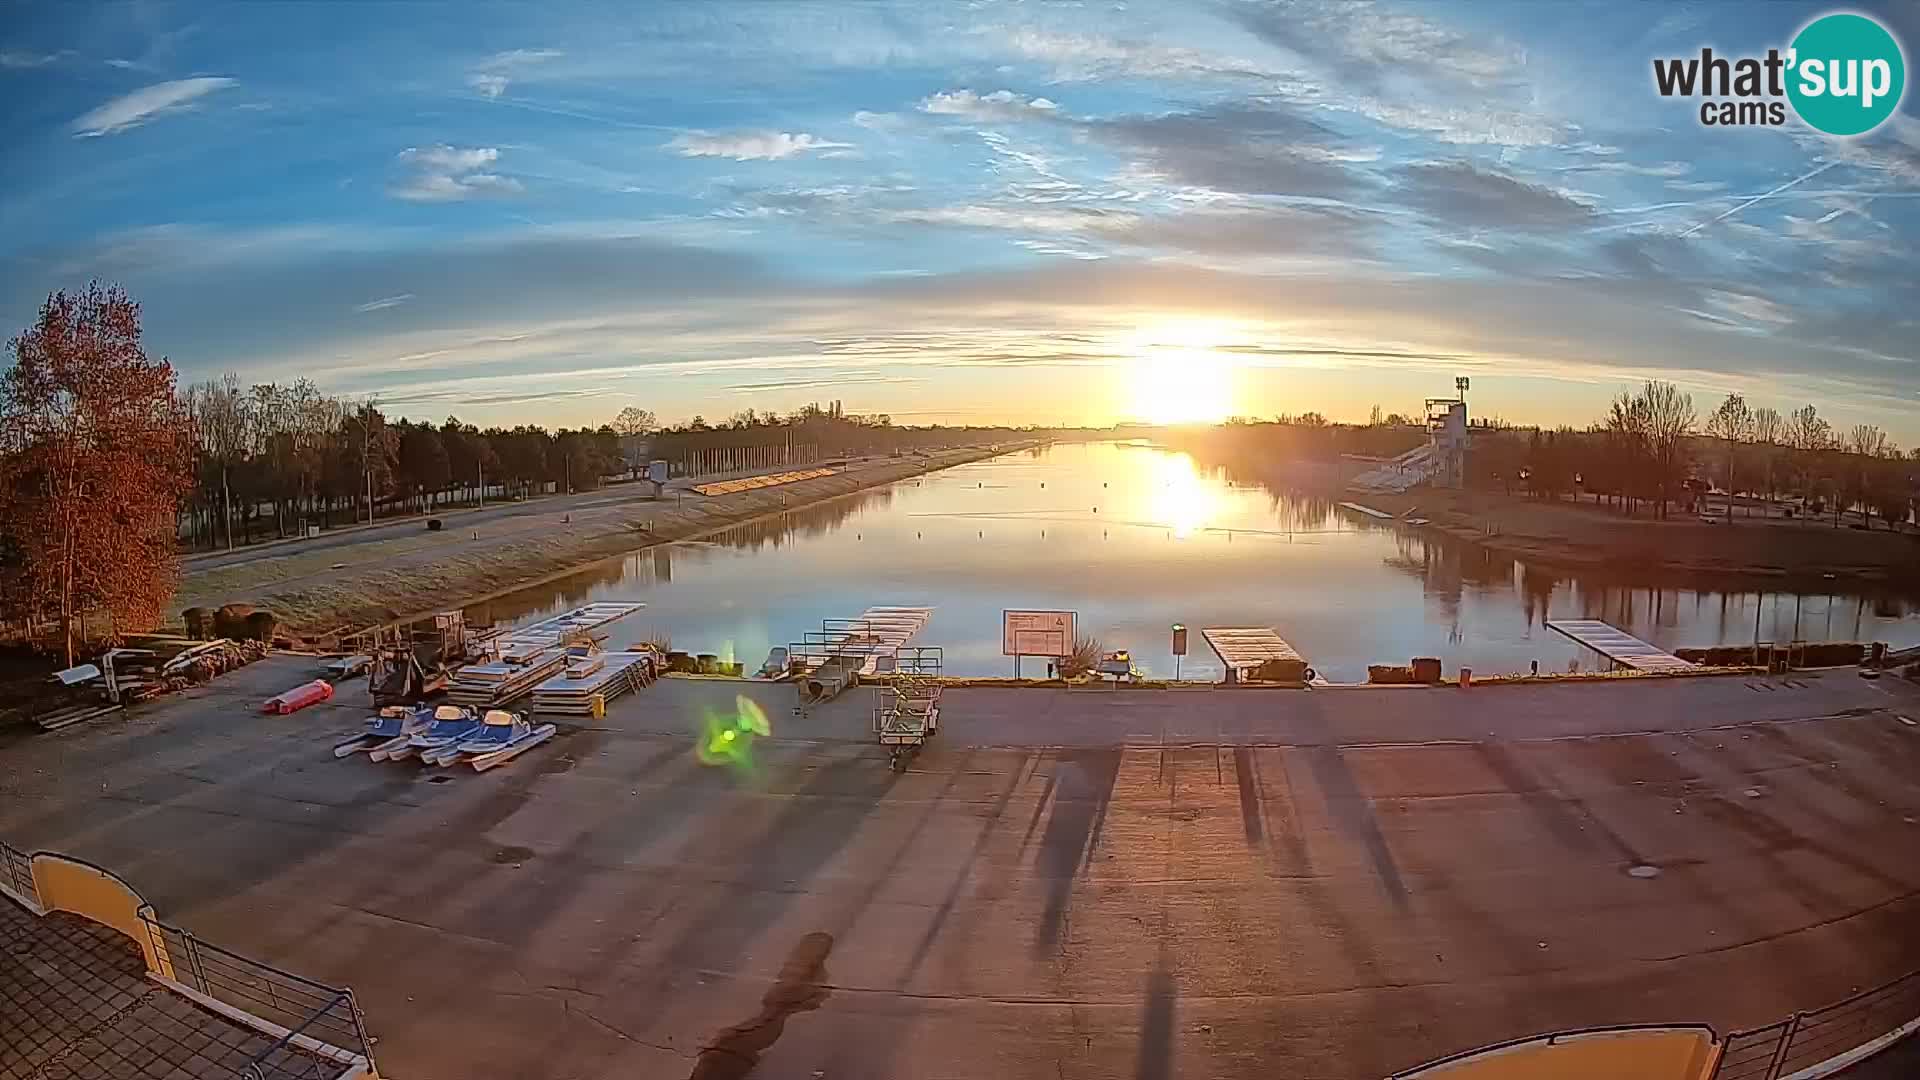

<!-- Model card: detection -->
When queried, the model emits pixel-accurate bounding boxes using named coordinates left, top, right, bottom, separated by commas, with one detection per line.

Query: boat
left=333, top=704, right=433, bottom=758
left=390, top=704, right=485, bottom=762
left=424, top=709, right=557, bottom=771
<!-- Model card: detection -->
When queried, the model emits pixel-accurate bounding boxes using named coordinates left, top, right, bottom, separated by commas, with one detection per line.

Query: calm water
left=468, top=442, right=1920, bottom=682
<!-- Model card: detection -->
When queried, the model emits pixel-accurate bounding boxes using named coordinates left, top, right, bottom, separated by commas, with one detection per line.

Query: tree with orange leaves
left=0, top=283, right=194, bottom=665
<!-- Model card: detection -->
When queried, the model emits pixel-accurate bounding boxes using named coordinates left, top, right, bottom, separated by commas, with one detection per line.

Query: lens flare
left=695, top=694, right=774, bottom=770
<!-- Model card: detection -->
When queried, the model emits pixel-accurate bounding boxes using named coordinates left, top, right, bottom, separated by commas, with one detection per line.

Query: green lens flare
left=694, top=695, right=774, bottom=771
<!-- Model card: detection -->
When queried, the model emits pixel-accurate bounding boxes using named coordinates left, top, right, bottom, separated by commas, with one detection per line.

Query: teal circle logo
left=1787, top=13, right=1905, bottom=136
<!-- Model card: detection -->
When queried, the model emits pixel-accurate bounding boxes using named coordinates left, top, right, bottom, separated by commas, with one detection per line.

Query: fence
left=0, top=838, right=37, bottom=906
left=137, top=908, right=376, bottom=1078
left=1713, top=971, right=1920, bottom=1080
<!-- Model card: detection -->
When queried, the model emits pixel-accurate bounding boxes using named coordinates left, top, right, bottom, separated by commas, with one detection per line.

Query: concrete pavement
left=2, top=660, right=1917, bottom=1079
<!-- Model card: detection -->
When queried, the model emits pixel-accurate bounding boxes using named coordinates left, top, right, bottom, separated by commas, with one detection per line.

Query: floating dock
left=1546, top=620, right=1697, bottom=673
left=1201, top=627, right=1310, bottom=683
left=529, top=651, right=658, bottom=715
left=495, top=602, right=646, bottom=649
left=789, top=606, right=935, bottom=676
left=692, top=468, right=835, bottom=496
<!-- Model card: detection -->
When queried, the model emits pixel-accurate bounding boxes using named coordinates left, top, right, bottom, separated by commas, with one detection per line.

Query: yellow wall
left=1397, top=1027, right=1720, bottom=1080
left=32, top=854, right=174, bottom=978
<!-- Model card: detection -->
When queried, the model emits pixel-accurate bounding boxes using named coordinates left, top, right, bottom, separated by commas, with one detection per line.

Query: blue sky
left=1, top=0, right=1916, bottom=439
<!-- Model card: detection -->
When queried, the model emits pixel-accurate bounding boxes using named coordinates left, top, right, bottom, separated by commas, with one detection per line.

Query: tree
left=1751, top=406, right=1783, bottom=508
left=1704, top=392, right=1752, bottom=516
left=1844, top=424, right=1891, bottom=526
left=1785, top=403, right=1832, bottom=511
left=610, top=406, right=656, bottom=478
left=396, top=423, right=449, bottom=511
left=0, top=284, right=193, bottom=664
left=188, top=371, right=251, bottom=548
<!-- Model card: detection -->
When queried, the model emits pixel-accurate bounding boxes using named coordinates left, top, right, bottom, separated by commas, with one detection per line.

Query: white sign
left=1003, top=609, right=1075, bottom=657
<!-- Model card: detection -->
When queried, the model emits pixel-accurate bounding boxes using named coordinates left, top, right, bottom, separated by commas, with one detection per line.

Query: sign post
left=1171, top=623, right=1187, bottom=681
left=1003, top=609, right=1075, bottom=679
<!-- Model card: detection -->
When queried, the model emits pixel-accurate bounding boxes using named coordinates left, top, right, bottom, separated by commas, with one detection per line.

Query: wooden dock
left=1337, top=501, right=1395, bottom=520
left=1201, top=627, right=1310, bottom=683
left=1546, top=619, right=1696, bottom=673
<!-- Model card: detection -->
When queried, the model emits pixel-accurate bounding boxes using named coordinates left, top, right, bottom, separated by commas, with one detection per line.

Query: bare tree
left=1751, top=406, right=1782, bottom=509
left=1786, top=403, right=1832, bottom=510
left=611, top=406, right=656, bottom=478
left=1704, top=392, right=1752, bottom=517
left=1844, top=424, right=1890, bottom=526
left=1638, top=381, right=1695, bottom=519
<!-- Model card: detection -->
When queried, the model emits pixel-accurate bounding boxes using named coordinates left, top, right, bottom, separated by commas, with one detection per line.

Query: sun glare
left=1146, top=451, right=1220, bottom=539
left=1123, top=319, right=1238, bottom=425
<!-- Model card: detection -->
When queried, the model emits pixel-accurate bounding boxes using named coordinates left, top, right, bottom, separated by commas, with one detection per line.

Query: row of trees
left=1477, top=383, right=1915, bottom=528
left=180, top=380, right=642, bottom=549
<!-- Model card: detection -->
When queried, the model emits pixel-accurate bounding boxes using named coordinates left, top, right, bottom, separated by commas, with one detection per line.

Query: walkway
left=0, top=899, right=320, bottom=1080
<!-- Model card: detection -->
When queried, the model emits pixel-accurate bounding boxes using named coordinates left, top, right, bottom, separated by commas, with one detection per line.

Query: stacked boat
left=444, top=602, right=646, bottom=708
left=529, top=648, right=660, bottom=716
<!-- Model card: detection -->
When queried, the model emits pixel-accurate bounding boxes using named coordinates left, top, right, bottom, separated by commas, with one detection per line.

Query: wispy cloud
left=390, top=144, right=523, bottom=201
left=353, top=293, right=414, bottom=313
left=1, top=49, right=66, bottom=69
left=71, top=77, right=235, bottom=137
left=919, top=89, right=1058, bottom=123
left=669, top=131, right=852, bottom=161
left=466, top=47, right=561, bottom=98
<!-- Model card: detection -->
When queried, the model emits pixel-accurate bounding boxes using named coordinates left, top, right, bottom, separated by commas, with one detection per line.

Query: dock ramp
left=1546, top=620, right=1696, bottom=673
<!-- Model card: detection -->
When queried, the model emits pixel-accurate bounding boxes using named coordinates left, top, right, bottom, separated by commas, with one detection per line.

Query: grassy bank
left=175, top=446, right=1017, bottom=636
left=1368, top=488, right=1920, bottom=588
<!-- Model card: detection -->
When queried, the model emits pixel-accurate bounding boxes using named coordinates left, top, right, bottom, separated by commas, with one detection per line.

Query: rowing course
left=1, top=658, right=1917, bottom=1079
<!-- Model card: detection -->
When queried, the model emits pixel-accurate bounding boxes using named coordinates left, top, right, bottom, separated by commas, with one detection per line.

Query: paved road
left=2, top=662, right=1917, bottom=1079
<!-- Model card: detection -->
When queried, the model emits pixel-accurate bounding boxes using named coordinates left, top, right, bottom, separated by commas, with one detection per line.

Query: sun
left=1122, top=319, right=1239, bottom=425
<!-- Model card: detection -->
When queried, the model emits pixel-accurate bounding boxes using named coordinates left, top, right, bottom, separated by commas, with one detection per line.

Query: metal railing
left=1713, top=971, right=1920, bottom=1079
left=0, top=838, right=38, bottom=906
left=138, top=907, right=376, bottom=1076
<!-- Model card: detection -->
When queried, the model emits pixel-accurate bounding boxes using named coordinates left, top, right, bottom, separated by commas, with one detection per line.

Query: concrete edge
left=1780, top=1015, right=1920, bottom=1080
left=149, top=972, right=368, bottom=1068
left=0, top=879, right=46, bottom=915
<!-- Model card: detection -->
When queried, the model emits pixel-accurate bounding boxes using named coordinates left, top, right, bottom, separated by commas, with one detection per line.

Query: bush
left=212, top=603, right=256, bottom=639
left=242, top=611, right=278, bottom=643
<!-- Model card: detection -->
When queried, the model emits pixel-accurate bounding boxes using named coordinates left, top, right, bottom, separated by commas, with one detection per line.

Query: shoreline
left=1361, top=488, right=1920, bottom=593
left=175, top=444, right=1025, bottom=638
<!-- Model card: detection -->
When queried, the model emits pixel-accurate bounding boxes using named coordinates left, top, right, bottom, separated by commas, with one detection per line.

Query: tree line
left=1469, top=382, right=1915, bottom=527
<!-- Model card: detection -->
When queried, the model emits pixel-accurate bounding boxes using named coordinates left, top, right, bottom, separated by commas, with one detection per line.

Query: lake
left=466, top=441, right=1920, bottom=682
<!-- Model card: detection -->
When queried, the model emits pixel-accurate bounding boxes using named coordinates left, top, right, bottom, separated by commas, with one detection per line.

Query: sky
left=1, top=0, right=1916, bottom=440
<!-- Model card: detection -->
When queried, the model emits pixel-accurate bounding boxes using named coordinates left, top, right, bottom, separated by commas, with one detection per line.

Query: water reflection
left=476, top=442, right=1920, bottom=681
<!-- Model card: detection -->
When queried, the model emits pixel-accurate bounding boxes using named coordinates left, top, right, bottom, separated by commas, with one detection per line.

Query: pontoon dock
left=529, top=650, right=658, bottom=715
left=1201, top=627, right=1310, bottom=683
left=1546, top=619, right=1697, bottom=674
